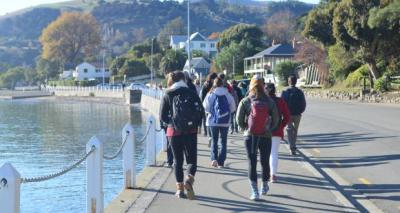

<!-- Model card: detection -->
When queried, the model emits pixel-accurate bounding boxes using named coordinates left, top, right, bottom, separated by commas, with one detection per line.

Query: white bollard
left=146, top=115, right=157, bottom=166
left=122, top=123, right=135, bottom=189
left=161, top=129, right=167, bottom=152
left=0, top=163, right=21, bottom=213
left=86, top=137, right=104, bottom=213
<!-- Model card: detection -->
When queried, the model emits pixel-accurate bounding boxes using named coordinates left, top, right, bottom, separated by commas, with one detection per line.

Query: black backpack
left=286, top=87, right=305, bottom=115
left=171, top=90, right=202, bottom=132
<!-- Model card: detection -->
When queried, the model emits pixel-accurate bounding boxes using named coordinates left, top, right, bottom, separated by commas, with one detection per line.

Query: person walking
left=281, top=75, right=306, bottom=155
left=200, top=72, right=218, bottom=137
left=203, top=77, right=236, bottom=168
left=230, top=80, right=243, bottom=134
left=236, top=75, right=279, bottom=200
left=266, top=83, right=290, bottom=182
left=160, top=71, right=204, bottom=199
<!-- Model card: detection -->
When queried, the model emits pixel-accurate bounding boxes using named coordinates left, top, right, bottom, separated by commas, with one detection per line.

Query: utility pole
left=187, top=0, right=191, bottom=74
left=102, top=50, right=105, bottom=85
left=151, top=37, right=154, bottom=85
left=232, top=56, right=235, bottom=78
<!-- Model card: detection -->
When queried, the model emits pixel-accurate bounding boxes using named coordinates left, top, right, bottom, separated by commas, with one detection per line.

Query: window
left=210, top=43, right=215, bottom=48
left=200, top=43, right=206, bottom=48
left=105, top=69, right=109, bottom=72
left=95, top=69, right=100, bottom=73
left=84, top=68, right=88, bottom=73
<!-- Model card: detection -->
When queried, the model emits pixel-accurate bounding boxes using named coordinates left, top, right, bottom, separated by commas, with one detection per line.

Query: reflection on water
left=0, top=98, right=151, bottom=212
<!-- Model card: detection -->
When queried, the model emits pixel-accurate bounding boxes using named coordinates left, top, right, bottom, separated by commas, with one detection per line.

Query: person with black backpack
left=281, top=75, right=306, bottom=155
left=266, top=83, right=291, bottom=182
left=203, top=77, right=236, bottom=168
left=236, top=75, right=279, bottom=201
left=160, top=71, right=204, bottom=199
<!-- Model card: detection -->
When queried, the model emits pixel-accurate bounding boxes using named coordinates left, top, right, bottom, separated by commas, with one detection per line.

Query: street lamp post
left=102, top=50, right=105, bottom=85
left=151, top=37, right=154, bottom=86
left=187, top=0, right=191, bottom=74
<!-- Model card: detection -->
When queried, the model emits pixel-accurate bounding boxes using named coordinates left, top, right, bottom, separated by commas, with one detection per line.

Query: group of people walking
left=160, top=70, right=306, bottom=201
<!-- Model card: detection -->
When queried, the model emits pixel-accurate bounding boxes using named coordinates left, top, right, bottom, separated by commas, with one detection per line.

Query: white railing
left=0, top=115, right=167, bottom=213
left=46, top=86, right=125, bottom=93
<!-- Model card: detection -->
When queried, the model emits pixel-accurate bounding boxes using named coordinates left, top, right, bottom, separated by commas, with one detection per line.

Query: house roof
left=170, top=35, right=187, bottom=45
left=246, top=44, right=295, bottom=59
left=189, top=32, right=207, bottom=41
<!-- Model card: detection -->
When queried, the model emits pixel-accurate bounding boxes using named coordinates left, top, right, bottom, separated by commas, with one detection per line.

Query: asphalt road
left=298, top=99, right=400, bottom=213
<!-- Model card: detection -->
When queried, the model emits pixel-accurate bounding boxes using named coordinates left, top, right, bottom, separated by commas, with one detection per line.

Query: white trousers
left=269, top=136, right=281, bottom=175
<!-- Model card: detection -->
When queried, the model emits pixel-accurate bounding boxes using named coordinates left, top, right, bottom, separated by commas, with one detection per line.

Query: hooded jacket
left=203, top=87, right=236, bottom=127
left=160, top=80, right=204, bottom=136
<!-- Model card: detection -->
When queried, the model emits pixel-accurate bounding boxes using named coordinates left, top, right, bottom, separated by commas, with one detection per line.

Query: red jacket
left=271, top=95, right=290, bottom=139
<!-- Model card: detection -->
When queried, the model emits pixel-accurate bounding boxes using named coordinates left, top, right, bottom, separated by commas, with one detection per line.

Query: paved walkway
left=129, top=133, right=359, bottom=213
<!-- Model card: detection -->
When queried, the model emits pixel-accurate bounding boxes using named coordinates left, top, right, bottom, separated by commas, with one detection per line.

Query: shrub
left=275, top=61, right=301, bottom=86
left=344, top=65, right=369, bottom=88
left=374, top=76, right=391, bottom=92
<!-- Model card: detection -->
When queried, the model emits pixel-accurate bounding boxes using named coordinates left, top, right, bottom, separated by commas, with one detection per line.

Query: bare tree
left=264, top=10, right=296, bottom=44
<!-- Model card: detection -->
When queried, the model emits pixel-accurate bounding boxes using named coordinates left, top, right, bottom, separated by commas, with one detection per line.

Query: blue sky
left=0, top=0, right=320, bottom=16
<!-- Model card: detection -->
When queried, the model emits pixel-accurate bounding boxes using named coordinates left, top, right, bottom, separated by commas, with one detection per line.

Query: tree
left=144, top=53, right=163, bottom=76
left=119, top=58, right=150, bottom=77
left=327, top=44, right=361, bottom=80
left=109, top=57, right=127, bottom=76
left=0, top=67, right=25, bottom=89
left=129, top=38, right=162, bottom=58
left=39, top=12, right=101, bottom=69
left=264, top=10, right=296, bottom=44
left=295, top=39, right=330, bottom=84
left=302, top=2, right=337, bottom=46
left=214, top=42, right=245, bottom=76
left=217, top=24, right=264, bottom=55
left=275, top=61, right=301, bottom=86
left=157, top=17, right=186, bottom=48
left=159, top=49, right=187, bottom=74
left=36, top=57, right=60, bottom=82
left=332, top=0, right=385, bottom=81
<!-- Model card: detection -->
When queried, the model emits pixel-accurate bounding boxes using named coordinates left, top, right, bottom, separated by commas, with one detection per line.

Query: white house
left=244, top=43, right=296, bottom=84
left=170, top=32, right=218, bottom=58
left=183, top=57, right=210, bottom=78
left=72, top=62, right=110, bottom=81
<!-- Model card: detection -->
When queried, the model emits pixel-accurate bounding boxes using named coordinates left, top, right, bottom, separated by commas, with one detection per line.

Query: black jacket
left=160, top=85, right=204, bottom=129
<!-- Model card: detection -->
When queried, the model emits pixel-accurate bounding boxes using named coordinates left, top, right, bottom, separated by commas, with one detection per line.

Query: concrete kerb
left=105, top=151, right=171, bottom=213
left=105, top=94, right=170, bottom=213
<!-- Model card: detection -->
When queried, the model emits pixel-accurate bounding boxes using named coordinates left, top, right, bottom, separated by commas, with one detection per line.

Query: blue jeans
left=210, top=126, right=229, bottom=166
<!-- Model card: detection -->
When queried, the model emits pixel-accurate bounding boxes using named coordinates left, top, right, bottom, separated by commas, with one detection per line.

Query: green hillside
left=0, top=0, right=313, bottom=70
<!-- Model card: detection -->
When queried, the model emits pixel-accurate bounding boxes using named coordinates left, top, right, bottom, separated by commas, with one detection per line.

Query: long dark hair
left=211, top=77, right=224, bottom=92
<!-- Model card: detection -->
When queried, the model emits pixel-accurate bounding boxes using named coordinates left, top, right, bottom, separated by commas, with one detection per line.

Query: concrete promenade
left=125, top=133, right=359, bottom=213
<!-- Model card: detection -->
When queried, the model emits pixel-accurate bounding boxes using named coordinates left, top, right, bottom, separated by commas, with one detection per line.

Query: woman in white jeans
left=266, top=83, right=290, bottom=182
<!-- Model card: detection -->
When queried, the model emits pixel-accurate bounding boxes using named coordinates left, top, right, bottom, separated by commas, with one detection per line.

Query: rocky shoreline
left=303, top=89, right=400, bottom=104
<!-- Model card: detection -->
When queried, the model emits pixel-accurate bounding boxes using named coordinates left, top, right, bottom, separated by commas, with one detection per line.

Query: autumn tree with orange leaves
left=40, top=12, right=101, bottom=69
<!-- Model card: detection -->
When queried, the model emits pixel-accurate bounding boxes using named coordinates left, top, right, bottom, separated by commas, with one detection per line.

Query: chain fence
left=103, top=131, right=130, bottom=160
left=136, top=125, right=152, bottom=143
left=21, top=146, right=96, bottom=183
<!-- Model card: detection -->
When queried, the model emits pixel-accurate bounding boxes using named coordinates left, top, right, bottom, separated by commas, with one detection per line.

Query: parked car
left=128, top=83, right=146, bottom=90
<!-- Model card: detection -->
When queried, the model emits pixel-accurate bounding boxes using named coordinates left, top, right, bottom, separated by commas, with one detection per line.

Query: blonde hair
left=248, top=78, right=267, bottom=98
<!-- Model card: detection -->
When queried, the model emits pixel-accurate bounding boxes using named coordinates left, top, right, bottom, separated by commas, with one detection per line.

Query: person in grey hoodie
left=236, top=75, right=279, bottom=201
left=203, top=77, right=236, bottom=168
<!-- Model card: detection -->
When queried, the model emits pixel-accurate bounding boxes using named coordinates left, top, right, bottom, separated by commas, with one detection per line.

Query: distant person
left=230, top=80, right=243, bottom=134
left=238, top=82, right=247, bottom=97
left=236, top=75, right=279, bottom=200
left=183, top=71, right=197, bottom=94
left=203, top=77, right=236, bottom=168
left=281, top=75, right=306, bottom=155
left=200, top=72, right=218, bottom=137
left=218, top=73, right=233, bottom=93
left=194, top=79, right=201, bottom=95
left=266, top=83, right=290, bottom=182
left=160, top=71, right=204, bottom=199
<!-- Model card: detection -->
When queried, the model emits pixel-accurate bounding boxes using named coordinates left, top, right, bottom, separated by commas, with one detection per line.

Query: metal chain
left=137, top=125, right=152, bottom=143
left=21, top=146, right=96, bottom=184
left=155, top=127, right=163, bottom=132
left=103, top=132, right=130, bottom=160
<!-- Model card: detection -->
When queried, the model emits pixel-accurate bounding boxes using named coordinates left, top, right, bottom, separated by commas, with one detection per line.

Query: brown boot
left=175, top=183, right=185, bottom=198
left=184, top=175, right=195, bottom=200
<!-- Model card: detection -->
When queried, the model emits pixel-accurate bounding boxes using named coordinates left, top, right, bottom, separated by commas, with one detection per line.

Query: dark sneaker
left=291, top=150, right=297, bottom=155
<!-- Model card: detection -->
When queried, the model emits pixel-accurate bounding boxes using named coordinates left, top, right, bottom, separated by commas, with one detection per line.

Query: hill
left=0, top=0, right=313, bottom=70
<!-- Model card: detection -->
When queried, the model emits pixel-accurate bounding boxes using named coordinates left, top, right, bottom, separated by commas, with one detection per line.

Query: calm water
left=0, top=98, right=154, bottom=212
